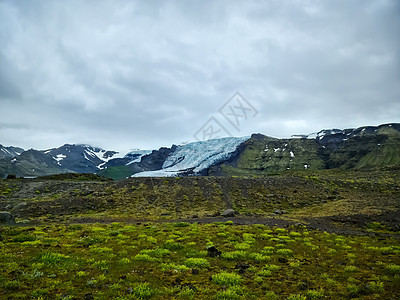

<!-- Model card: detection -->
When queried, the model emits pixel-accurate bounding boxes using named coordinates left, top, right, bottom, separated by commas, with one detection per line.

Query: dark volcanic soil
left=1, top=171, right=399, bottom=237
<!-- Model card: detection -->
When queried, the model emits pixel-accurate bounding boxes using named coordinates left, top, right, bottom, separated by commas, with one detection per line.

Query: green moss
left=212, top=272, right=241, bottom=286
left=184, top=258, right=210, bottom=269
left=0, top=219, right=399, bottom=299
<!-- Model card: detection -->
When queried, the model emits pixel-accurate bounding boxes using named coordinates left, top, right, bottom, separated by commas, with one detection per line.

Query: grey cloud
left=0, top=0, right=399, bottom=152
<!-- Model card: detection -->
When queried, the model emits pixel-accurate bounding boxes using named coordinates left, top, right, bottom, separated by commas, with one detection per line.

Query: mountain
left=1, top=123, right=399, bottom=179
left=209, top=123, right=400, bottom=176
left=0, top=144, right=124, bottom=178
left=0, top=149, right=66, bottom=177
left=42, top=144, right=120, bottom=173
left=0, top=145, right=24, bottom=159
left=98, top=137, right=248, bottom=179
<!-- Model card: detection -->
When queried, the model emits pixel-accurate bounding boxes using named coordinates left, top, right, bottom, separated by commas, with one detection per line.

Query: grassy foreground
left=1, top=222, right=399, bottom=299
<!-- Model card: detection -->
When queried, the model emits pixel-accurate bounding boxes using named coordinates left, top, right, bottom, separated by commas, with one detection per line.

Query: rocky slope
left=1, top=170, right=399, bottom=233
left=0, top=144, right=124, bottom=178
left=0, top=144, right=24, bottom=159
left=210, top=123, right=400, bottom=176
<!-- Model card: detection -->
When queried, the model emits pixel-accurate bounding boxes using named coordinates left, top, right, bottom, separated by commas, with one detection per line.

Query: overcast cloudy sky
left=0, top=0, right=399, bottom=153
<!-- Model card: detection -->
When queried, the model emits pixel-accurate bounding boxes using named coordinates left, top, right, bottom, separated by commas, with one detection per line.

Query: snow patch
left=81, top=147, right=123, bottom=169
left=290, top=151, right=295, bottom=158
left=1, top=148, right=11, bottom=155
left=126, top=150, right=152, bottom=165
left=54, top=154, right=66, bottom=162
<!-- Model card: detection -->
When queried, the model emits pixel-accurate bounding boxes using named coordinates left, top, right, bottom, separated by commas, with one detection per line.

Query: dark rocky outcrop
left=207, top=246, right=222, bottom=258
left=0, top=211, right=16, bottom=225
left=139, top=146, right=177, bottom=171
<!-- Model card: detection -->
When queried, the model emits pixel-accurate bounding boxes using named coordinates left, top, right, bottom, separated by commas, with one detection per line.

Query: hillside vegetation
left=1, top=221, right=399, bottom=299
left=210, top=125, right=400, bottom=177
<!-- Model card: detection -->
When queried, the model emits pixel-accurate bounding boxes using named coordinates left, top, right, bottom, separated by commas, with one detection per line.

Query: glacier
left=133, top=136, right=249, bottom=177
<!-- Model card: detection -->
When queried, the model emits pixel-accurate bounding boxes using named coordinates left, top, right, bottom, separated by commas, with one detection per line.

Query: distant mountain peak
left=0, top=145, right=25, bottom=159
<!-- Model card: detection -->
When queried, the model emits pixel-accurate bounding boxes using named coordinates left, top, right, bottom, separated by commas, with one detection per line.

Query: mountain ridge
left=1, top=123, right=399, bottom=179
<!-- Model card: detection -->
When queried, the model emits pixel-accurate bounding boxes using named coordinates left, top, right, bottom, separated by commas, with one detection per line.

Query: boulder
left=0, top=211, right=16, bottom=225
left=222, top=209, right=235, bottom=217
left=12, top=202, right=27, bottom=211
left=207, top=246, right=222, bottom=258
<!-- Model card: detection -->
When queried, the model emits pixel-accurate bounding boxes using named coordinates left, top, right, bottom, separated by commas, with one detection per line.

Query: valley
left=1, top=169, right=400, bottom=299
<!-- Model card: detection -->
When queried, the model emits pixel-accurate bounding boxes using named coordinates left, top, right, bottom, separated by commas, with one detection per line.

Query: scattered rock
left=235, top=262, right=250, bottom=274
left=12, top=202, right=27, bottom=211
left=0, top=212, right=15, bottom=225
left=84, top=293, right=94, bottom=300
left=278, top=257, right=288, bottom=263
left=81, top=190, right=94, bottom=196
left=180, top=283, right=197, bottom=292
left=192, top=268, right=199, bottom=275
left=274, top=209, right=282, bottom=215
left=222, top=209, right=235, bottom=217
left=393, top=224, right=400, bottom=232
left=207, top=246, right=222, bottom=258
left=5, top=204, right=13, bottom=210
left=8, top=269, right=22, bottom=276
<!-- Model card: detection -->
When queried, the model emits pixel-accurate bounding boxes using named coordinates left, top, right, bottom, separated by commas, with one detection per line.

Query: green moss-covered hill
left=210, top=124, right=400, bottom=176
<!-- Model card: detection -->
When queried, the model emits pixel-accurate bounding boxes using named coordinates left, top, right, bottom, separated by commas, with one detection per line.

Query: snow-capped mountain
left=0, top=145, right=24, bottom=159
left=42, top=144, right=122, bottom=173
left=0, top=144, right=125, bottom=178
left=99, top=150, right=153, bottom=169
left=293, top=124, right=400, bottom=143
left=132, top=137, right=248, bottom=177
left=212, top=123, right=400, bottom=176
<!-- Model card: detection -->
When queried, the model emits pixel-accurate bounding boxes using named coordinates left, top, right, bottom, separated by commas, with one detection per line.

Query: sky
left=0, top=0, right=399, bottom=154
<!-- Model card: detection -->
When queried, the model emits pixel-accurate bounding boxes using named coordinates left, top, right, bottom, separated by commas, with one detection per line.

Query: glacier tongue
left=133, top=136, right=249, bottom=177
